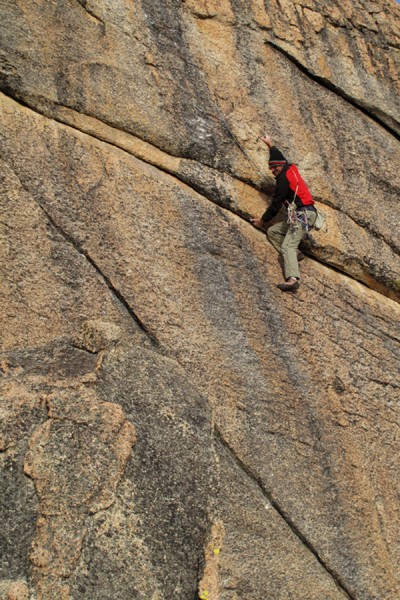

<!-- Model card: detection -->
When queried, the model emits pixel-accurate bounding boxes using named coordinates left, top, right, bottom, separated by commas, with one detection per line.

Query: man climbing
left=251, top=134, right=316, bottom=292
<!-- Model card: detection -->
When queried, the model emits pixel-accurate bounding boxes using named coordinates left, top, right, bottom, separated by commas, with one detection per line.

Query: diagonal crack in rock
left=3, top=160, right=160, bottom=348
left=215, top=426, right=356, bottom=600
left=266, top=41, right=400, bottom=140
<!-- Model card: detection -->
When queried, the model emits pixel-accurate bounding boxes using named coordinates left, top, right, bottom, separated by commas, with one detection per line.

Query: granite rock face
left=0, top=1, right=399, bottom=599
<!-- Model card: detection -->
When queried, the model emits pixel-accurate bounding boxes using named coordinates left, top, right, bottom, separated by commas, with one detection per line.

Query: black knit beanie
left=268, top=146, right=287, bottom=168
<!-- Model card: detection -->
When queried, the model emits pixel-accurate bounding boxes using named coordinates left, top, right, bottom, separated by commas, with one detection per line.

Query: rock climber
left=251, top=134, right=316, bottom=292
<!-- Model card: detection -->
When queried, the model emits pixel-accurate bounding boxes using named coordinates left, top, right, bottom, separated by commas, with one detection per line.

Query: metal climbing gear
left=287, top=201, right=298, bottom=232
left=296, top=210, right=310, bottom=233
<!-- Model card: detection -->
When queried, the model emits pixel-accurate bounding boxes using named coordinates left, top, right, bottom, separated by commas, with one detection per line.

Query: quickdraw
left=297, top=211, right=310, bottom=233
left=287, top=202, right=298, bottom=232
left=287, top=205, right=310, bottom=234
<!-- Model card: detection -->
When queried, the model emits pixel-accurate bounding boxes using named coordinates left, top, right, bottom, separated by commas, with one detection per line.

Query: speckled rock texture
left=0, top=1, right=399, bottom=599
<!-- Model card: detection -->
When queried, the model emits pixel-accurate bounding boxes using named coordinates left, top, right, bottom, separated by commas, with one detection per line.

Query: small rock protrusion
left=72, top=320, right=122, bottom=354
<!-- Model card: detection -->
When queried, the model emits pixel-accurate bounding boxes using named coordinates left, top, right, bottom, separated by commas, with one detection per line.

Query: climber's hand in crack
left=250, top=217, right=266, bottom=229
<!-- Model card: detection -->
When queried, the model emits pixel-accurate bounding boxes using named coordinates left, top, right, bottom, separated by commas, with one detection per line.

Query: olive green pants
left=267, top=211, right=316, bottom=280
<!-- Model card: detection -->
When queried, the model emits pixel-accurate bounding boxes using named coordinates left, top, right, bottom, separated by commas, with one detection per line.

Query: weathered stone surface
left=0, top=338, right=215, bottom=599
left=0, top=1, right=399, bottom=599
left=24, top=387, right=136, bottom=599
left=263, top=0, right=400, bottom=134
left=0, top=579, right=29, bottom=600
left=212, top=439, right=350, bottom=599
left=82, top=343, right=215, bottom=599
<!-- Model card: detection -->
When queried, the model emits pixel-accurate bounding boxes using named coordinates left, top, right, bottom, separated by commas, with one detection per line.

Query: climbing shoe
left=277, top=279, right=300, bottom=292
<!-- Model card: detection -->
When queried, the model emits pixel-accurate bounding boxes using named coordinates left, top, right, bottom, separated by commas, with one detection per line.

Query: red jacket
left=262, top=162, right=314, bottom=222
